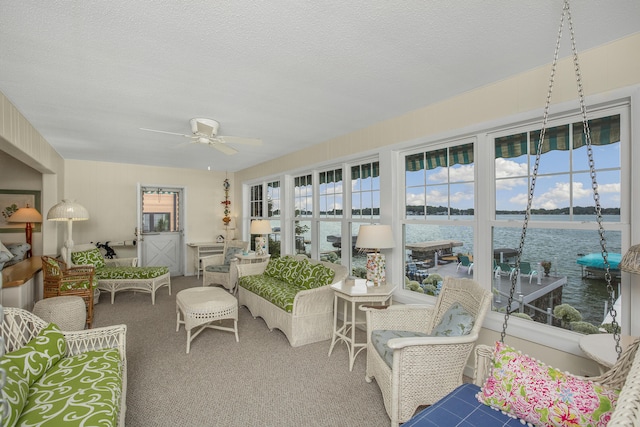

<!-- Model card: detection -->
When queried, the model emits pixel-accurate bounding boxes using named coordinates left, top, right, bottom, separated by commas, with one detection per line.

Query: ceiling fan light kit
left=141, top=118, right=262, bottom=156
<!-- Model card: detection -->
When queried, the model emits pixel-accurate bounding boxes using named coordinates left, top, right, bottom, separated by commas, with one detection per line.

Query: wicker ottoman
left=176, top=287, right=239, bottom=353
left=33, top=296, right=87, bottom=330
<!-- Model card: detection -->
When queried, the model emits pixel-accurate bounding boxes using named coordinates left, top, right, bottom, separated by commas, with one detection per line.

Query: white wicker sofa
left=1, top=306, right=127, bottom=427
left=64, top=243, right=171, bottom=304
left=236, top=255, right=348, bottom=347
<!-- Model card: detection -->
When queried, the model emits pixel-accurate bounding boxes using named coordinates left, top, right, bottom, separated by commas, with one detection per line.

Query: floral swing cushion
left=478, top=341, right=619, bottom=427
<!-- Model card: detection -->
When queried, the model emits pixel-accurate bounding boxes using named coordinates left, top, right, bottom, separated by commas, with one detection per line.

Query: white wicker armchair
left=202, top=240, right=250, bottom=294
left=361, top=276, right=492, bottom=427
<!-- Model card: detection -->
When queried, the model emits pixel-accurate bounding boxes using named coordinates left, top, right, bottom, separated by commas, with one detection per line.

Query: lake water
left=310, top=215, right=621, bottom=326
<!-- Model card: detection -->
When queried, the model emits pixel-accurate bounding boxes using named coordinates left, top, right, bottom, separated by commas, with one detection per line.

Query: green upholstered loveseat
left=64, top=244, right=171, bottom=305
left=0, top=306, right=127, bottom=427
left=237, top=255, right=348, bottom=347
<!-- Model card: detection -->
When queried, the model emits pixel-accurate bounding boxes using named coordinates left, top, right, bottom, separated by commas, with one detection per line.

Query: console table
left=187, top=242, right=224, bottom=278
left=1, top=256, right=43, bottom=310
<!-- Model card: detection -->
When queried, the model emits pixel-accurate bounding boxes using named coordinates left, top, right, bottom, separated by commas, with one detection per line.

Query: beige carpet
left=93, top=275, right=389, bottom=427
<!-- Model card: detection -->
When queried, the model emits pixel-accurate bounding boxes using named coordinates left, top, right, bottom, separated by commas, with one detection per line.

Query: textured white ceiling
left=1, top=1, right=639, bottom=171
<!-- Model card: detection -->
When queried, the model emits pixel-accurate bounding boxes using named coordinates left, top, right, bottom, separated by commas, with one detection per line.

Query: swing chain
left=501, top=0, right=621, bottom=360
left=500, top=0, right=566, bottom=344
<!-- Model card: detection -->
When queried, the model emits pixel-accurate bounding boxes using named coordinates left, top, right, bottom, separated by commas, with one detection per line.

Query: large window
left=492, top=114, right=622, bottom=333
left=351, top=162, right=380, bottom=219
left=267, top=181, right=281, bottom=256
left=405, top=143, right=475, bottom=219
left=403, top=141, right=475, bottom=293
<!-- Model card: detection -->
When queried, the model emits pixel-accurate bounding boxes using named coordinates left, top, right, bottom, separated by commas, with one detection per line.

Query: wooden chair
left=41, top=256, right=95, bottom=328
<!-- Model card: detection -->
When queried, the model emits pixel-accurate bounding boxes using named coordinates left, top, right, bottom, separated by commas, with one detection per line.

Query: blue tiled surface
left=402, top=383, right=526, bottom=427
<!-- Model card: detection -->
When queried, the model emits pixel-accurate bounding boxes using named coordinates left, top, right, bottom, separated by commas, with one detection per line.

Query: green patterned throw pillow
left=71, top=248, right=105, bottom=268
left=0, top=323, right=66, bottom=426
left=296, top=262, right=333, bottom=289
left=280, top=256, right=306, bottom=284
left=264, top=257, right=286, bottom=279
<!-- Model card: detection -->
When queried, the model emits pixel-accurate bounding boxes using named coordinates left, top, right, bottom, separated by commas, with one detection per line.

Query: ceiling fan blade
left=212, top=142, right=238, bottom=155
left=196, top=121, right=215, bottom=137
left=219, top=135, right=262, bottom=146
left=140, top=128, right=192, bottom=138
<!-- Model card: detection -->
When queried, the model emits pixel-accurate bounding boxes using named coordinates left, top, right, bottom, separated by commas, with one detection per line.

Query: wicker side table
left=176, top=287, right=239, bottom=353
left=33, top=296, right=87, bottom=330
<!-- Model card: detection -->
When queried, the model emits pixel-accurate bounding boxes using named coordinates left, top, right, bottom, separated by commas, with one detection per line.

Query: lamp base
left=255, top=235, right=268, bottom=257
left=366, top=252, right=386, bottom=286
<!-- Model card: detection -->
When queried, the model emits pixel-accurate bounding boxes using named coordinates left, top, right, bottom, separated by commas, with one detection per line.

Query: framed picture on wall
left=0, top=189, right=42, bottom=233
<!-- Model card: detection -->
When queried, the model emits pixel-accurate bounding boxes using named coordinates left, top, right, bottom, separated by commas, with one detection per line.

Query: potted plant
left=541, top=260, right=552, bottom=276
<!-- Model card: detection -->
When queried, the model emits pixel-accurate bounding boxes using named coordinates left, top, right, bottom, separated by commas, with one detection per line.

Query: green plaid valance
left=351, top=162, right=379, bottom=180
left=495, top=115, right=620, bottom=159
left=319, top=169, right=343, bottom=184
left=406, top=144, right=473, bottom=172
left=294, top=174, right=312, bottom=187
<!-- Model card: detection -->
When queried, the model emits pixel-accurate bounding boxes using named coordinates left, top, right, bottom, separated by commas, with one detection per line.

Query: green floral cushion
left=60, top=277, right=97, bottom=291
left=239, top=275, right=298, bottom=313
left=430, top=302, right=475, bottom=337
left=478, top=341, right=619, bottom=427
left=95, top=266, right=169, bottom=280
left=0, top=324, right=66, bottom=426
left=45, top=257, right=62, bottom=275
left=18, top=349, right=122, bottom=426
left=71, top=248, right=105, bottom=269
left=371, top=329, right=429, bottom=368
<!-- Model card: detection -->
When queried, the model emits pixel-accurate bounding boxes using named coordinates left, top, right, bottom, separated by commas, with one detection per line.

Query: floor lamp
left=355, top=224, right=395, bottom=286
left=250, top=219, right=271, bottom=256
left=47, top=199, right=90, bottom=262
left=7, top=205, right=43, bottom=258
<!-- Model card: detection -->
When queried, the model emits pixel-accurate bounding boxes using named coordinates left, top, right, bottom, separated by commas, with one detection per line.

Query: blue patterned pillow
left=430, top=302, right=475, bottom=337
left=224, top=247, right=243, bottom=265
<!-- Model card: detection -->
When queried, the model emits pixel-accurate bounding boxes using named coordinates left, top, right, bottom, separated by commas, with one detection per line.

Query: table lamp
left=355, top=224, right=395, bottom=286
left=7, top=205, right=43, bottom=258
left=620, top=244, right=640, bottom=275
left=47, top=199, right=90, bottom=262
left=250, top=219, right=271, bottom=256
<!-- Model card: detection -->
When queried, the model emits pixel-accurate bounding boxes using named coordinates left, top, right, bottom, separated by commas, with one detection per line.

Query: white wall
left=64, top=159, right=236, bottom=275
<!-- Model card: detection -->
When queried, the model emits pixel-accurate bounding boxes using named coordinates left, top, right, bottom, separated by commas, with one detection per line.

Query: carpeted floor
left=93, top=275, right=389, bottom=427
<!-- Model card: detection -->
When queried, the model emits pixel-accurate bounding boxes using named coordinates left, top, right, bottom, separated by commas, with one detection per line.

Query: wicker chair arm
left=63, top=324, right=127, bottom=359
left=104, top=257, right=137, bottom=267
left=362, top=304, right=434, bottom=333
left=292, top=285, right=334, bottom=316
left=236, top=260, right=269, bottom=277
left=472, top=344, right=494, bottom=387
left=387, top=332, right=480, bottom=350
left=67, top=266, right=95, bottom=275
left=201, top=254, right=225, bottom=268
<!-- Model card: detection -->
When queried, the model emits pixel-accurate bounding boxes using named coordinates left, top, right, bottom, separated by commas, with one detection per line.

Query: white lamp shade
left=355, top=224, right=395, bottom=250
left=47, top=199, right=89, bottom=221
left=250, top=219, right=272, bottom=235
left=7, top=207, right=42, bottom=223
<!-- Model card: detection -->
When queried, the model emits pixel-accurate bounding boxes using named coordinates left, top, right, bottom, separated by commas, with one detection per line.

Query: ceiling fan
left=140, top=118, right=262, bottom=155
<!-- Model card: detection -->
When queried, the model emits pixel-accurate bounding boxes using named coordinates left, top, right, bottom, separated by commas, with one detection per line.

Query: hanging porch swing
left=401, top=1, right=640, bottom=426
